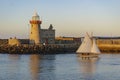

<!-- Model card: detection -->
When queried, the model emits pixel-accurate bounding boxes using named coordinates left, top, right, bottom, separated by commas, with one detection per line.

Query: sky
left=0, top=0, right=120, bottom=38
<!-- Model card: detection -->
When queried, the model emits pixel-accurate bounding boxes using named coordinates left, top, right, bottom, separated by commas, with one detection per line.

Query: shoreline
left=0, top=44, right=120, bottom=54
left=0, top=44, right=78, bottom=54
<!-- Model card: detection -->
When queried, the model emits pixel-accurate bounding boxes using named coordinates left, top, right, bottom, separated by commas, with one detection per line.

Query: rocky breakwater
left=0, top=44, right=79, bottom=54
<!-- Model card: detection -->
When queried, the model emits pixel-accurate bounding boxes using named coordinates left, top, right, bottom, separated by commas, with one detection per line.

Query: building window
left=32, top=25, right=33, bottom=27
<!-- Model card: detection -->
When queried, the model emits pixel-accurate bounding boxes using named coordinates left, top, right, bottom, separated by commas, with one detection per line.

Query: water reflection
left=29, top=54, right=56, bottom=80
left=29, top=54, right=41, bottom=80
left=77, top=55, right=99, bottom=80
left=0, top=54, right=120, bottom=80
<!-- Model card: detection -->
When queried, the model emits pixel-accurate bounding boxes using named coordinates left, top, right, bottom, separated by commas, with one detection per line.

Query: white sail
left=91, top=39, right=101, bottom=54
left=76, top=33, right=101, bottom=55
left=76, top=33, right=92, bottom=53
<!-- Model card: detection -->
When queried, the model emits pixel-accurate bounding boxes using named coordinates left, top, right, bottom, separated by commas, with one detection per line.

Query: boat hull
left=77, top=53, right=99, bottom=58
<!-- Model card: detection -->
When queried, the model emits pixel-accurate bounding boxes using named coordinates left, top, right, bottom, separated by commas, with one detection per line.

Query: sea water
left=0, top=53, right=120, bottom=80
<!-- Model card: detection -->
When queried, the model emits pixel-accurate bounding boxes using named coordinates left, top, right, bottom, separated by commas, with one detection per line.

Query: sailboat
left=76, top=33, right=101, bottom=58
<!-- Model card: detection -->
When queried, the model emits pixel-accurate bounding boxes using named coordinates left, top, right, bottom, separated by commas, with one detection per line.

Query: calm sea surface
left=0, top=53, right=120, bottom=80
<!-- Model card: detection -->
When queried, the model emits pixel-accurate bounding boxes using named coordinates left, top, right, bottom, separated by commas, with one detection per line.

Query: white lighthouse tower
left=29, top=12, right=42, bottom=44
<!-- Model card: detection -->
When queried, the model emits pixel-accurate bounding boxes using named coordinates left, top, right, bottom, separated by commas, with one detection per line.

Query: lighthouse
left=29, top=12, right=42, bottom=44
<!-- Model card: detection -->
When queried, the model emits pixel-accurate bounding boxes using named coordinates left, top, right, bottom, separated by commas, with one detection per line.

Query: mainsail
left=76, top=33, right=101, bottom=54
left=76, top=33, right=92, bottom=53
